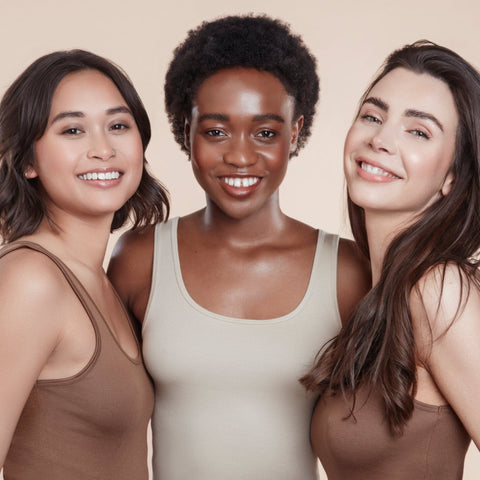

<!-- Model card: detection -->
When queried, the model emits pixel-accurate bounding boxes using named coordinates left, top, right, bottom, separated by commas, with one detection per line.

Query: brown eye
left=62, top=127, right=82, bottom=135
left=206, top=129, right=225, bottom=136
left=257, top=130, right=276, bottom=138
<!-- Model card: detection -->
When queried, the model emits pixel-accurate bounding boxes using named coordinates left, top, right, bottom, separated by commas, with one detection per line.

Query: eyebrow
left=405, top=109, right=444, bottom=132
left=362, top=96, right=444, bottom=132
left=50, top=105, right=132, bottom=125
left=363, top=96, right=388, bottom=111
left=197, top=112, right=285, bottom=123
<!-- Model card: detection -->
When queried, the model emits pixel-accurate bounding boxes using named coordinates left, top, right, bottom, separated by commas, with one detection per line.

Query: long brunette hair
left=0, top=49, right=169, bottom=243
left=301, top=41, right=480, bottom=435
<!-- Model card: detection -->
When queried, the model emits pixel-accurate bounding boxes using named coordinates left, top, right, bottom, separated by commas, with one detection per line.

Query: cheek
left=407, top=147, right=451, bottom=182
left=343, top=127, right=362, bottom=166
left=191, top=136, right=215, bottom=163
left=34, top=142, right=70, bottom=175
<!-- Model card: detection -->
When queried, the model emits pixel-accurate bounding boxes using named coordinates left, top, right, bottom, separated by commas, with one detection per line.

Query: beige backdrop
left=1, top=0, right=479, bottom=478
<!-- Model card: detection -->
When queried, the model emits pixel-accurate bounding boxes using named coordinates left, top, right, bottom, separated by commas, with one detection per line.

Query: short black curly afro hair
left=164, top=14, right=320, bottom=157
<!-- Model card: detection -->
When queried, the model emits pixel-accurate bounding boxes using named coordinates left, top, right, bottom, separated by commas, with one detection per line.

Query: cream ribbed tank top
left=143, top=218, right=341, bottom=480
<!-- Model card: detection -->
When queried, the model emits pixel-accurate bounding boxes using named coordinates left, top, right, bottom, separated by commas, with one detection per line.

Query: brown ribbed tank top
left=311, top=387, right=470, bottom=479
left=2, top=242, right=154, bottom=480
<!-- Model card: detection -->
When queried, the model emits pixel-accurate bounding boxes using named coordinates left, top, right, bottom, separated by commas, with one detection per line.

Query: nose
left=87, top=132, right=116, bottom=161
left=368, top=126, right=396, bottom=155
left=223, top=136, right=257, bottom=167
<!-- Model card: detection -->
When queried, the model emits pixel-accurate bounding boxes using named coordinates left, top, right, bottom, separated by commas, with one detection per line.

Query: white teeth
left=361, top=162, right=399, bottom=179
left=222, top=177, right=260, bottom=188
left=78, top=171, right=121, bottom=181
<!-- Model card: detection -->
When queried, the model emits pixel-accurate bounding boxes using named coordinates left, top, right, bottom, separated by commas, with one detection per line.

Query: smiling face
left=344, top=67, right=459, bottom=223
left=30, top=69, right=144, bottom=223
left=185, top=67, right=303, bottom=220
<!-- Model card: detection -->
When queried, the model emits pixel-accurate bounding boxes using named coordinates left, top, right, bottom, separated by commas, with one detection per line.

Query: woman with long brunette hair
left=302, top=41, right=480, bottom=479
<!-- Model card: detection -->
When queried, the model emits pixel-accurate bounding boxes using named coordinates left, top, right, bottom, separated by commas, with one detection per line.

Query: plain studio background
left=0, top=0, right=479, bottom=478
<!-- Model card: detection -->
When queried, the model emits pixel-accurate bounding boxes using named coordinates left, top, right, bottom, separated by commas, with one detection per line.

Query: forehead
left=193, top=68, right=294, bottom=117
left=369, top=68, right=458, bottom=127
left=50, top=70, right=126, bottom=112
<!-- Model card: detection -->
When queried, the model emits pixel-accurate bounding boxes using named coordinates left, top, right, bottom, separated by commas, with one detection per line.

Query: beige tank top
left=3, top=242, right=153, bottom=480
left=143, top=217, right=341, bottom=479
left=311, top=387, right=470, bottom=479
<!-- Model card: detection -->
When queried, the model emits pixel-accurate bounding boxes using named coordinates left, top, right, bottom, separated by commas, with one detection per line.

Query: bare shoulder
left=411, top=263, right=480, bottom=447
left=107, top=225, right=155, bottom=322
left=336, top=237, right=371, bottom=325
left=0, top=248, right=71, bottom=463
left=0, top=247, right=67, bottom=354
left=0, top=247, right=69, bottom=306
left=411, top=263, right=479, bottom=339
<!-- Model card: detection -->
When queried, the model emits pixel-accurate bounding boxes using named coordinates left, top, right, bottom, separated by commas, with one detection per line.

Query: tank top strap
left=306, top=229, right=340, bottom=324
left=143, top=218, right=176, bottom=332
left=313, top=229, right=339, bottom=277
left=0, top=241, right=102, bottom=329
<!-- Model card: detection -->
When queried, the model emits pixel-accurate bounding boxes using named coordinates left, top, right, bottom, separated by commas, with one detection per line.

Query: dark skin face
left=108, top=68, right=370, bottom=322
left=184, top=67, right=302, bottom=224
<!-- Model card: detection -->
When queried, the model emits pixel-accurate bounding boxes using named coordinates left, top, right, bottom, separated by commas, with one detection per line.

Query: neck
left=201, top=191, right=288, bottom=247
left=26, top=212, right=113, bottom=271
left=364, top=211, right=411, bottom=285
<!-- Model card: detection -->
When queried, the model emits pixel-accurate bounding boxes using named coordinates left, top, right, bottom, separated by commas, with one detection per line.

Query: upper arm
left=107, top=226, right=155, bottom=324
left=336, top=238, right=371, bottom=325
left=0, top=251, right=64, bottom=466
left=412, top=266, right=480, bottom=449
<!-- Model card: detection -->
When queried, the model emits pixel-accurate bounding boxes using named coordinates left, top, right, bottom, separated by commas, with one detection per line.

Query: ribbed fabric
left=143, top=217, right=341, bottom=480
left=311, top=387, right=470, bottom=479
left=3, top=242, right=153, bottom=480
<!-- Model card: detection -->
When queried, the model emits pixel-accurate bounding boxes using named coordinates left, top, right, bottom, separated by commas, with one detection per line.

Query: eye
left=361, top=114, right=382, bottom=125
left=110, top=123, right=130, bottom=131
left=206, top=129, right=226, bottom=137
left=409, top=129, right=430, bottom=140
left=62, top=127, right=83, bottom=135
left=256, top=130, right=276, bottom=138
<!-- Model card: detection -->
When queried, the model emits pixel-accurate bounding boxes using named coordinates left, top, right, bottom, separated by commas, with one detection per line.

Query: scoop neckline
left=170, top=216, right=323, bottom=324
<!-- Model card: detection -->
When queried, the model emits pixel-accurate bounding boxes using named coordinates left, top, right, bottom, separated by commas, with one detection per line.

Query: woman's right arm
left=0, top=251, right=63, bottom=466
left=107, top=226, right=155, bottom=324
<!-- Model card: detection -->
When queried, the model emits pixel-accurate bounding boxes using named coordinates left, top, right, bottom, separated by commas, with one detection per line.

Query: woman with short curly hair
left=109, top=14, right=369, bottom=479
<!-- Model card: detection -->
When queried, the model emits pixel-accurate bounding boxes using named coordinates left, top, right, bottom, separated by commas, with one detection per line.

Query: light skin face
left=184, top=67, right=303, bottom=221
left=28, top=69, right=144, bottom=224
left=344, top=67, right=459, bottom=224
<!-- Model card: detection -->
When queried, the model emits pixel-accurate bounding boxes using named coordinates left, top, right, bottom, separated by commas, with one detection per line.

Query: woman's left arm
left=413, top=265, right=480, bottom=449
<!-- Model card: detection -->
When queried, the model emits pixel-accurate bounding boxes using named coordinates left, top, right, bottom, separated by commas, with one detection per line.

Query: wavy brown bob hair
left=302, top=40, right=480, bottom=435
left=0, top=49, right=169, bottom=243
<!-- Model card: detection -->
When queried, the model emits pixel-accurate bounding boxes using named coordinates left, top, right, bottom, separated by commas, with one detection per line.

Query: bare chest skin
left=177, top=211, right=318, bottom=320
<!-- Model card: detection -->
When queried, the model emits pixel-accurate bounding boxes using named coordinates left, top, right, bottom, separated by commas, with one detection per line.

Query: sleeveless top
left=311, top=387, right=471, bottom=479
left=142, top=217, right=341, bottom=480
left=2, top=242, right=154, bottom=480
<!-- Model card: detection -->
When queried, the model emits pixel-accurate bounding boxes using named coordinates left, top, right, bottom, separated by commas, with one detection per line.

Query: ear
left=290, top=115, right=304, bottom=154
left=24, top=165, right=38, bottom=179
left=441, top=171, right=454, bottom=196
left=183, top=117, right=191, bottom=154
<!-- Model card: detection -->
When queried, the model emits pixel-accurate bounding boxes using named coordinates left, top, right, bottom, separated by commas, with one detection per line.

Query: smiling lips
left=78, top=171, right=121, bottom=181
left=359, top=161, right=400, bottom=181
left=221, top=176, right=260, bottom=188
left=219, top=176, right=261, bottom=197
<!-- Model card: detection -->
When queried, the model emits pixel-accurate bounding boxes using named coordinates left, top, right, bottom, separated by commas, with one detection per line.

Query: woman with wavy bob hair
left=302, top=40, right=480, bottom=479
left=0, top=49, right=168, bottom=242
left=0, top=50, right=168, bottom=479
